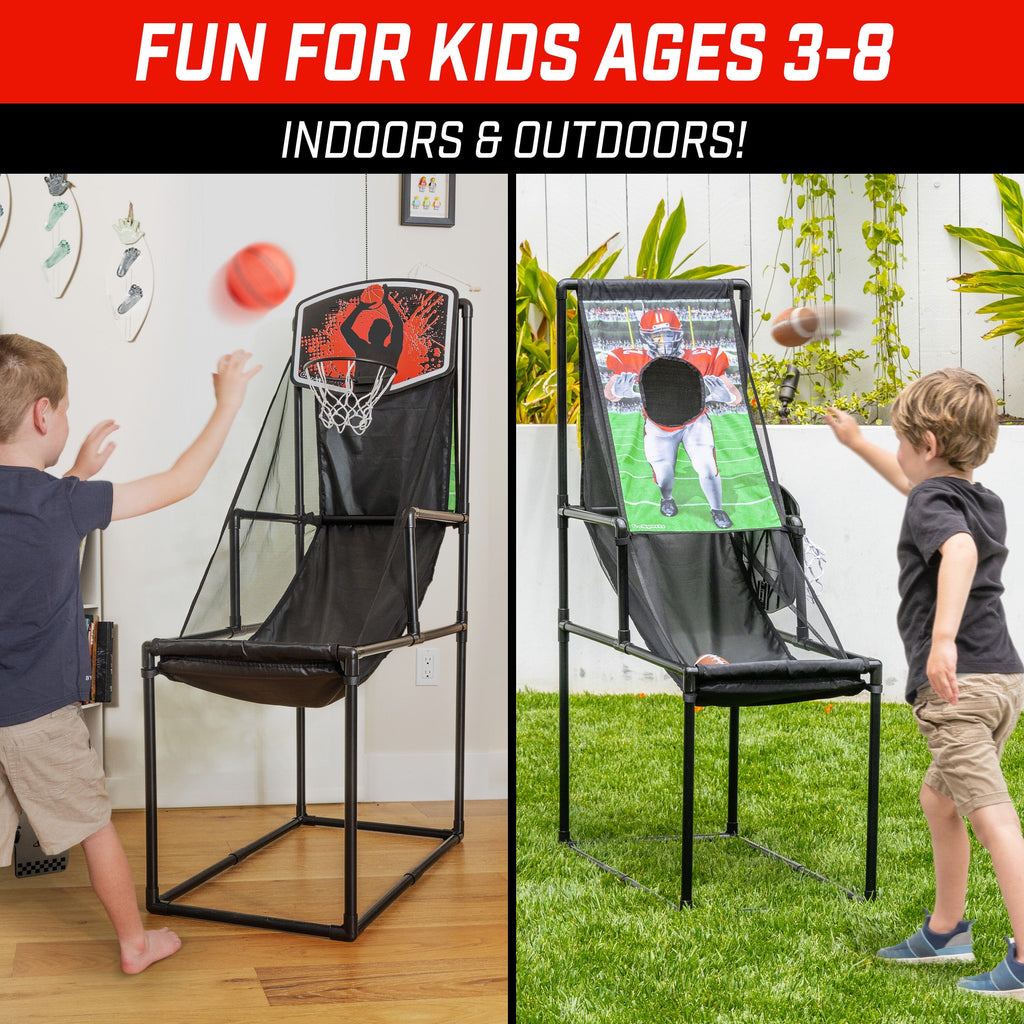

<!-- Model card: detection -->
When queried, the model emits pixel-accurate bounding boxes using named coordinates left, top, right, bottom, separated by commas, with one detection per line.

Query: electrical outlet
left=416, top=647, right=439, bottom=685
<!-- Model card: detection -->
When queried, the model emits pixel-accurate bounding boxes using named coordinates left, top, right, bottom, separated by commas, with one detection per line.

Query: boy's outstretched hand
left=824, top=405, right=912, bottom=496
left=65, top=419, right=120, bottom=481
left=824, top=407, right=861, bottom=448
left=213, top=350, right=262, bottom=410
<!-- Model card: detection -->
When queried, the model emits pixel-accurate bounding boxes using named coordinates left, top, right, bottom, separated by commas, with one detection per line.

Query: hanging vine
left=863, top=173, right=914, bottom=413
left=751, top=173, right=913, bottom=423
left=751, top=174, right=868, bottom=422
left=784, top=173, right=839, bottom=307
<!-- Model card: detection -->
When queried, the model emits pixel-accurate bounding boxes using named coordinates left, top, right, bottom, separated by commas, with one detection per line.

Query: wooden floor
left=0, top=800, right=508, bottom=1023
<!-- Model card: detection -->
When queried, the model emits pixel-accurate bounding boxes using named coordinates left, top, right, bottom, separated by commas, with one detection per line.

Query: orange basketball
left=361, top=283, right=385, bottom=307
left=227, top=243, right=294, bottom=310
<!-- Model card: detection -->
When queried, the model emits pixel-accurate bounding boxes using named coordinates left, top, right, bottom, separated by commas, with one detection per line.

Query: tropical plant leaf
left=944, top=177, right=1024, bottom=354
left=944, top=225, right=1024, bottom=256
left=516, top=319, right=536, bottom=360
left=634, top=199, right=665, bottom=279
left=676, top=263, right=746, bottom=281
left=517, top=334, right=549, bottom=361
left=669, top=243, right=708, bottom=276
left=982, top=319, right=1024, bottom=342
left=978, top=248, right=1024, bottom=274
left=593, top=249, right=622, bottom=279
left=949, top=270, right=1024, bottom=294
left=655, top=197, right=687, bottom=278
left=524, top=368, right=558, bottom=405
left=517, top=254, right=545, bottom=303
left=995, top=173, right=1024, bottom=247
left=976, top=297, right=1024, bottom=318
left=537, top=276, right=558, bottom=325
left=570, top=234, right=620, bottom=280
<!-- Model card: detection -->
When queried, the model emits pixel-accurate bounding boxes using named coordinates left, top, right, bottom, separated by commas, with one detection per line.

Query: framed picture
left=401, top=174, right=456, bottom=227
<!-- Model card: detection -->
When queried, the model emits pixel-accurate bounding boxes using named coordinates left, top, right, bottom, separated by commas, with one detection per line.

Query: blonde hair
left=890, top=367, right=998, bottom=471
left=0, top=334, right=68, bottom=444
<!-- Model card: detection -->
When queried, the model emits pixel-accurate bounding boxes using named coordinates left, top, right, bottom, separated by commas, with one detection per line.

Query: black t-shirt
left=0, top=467, right=113, bottom=725
left=897, top=476, right=1022, bottom=703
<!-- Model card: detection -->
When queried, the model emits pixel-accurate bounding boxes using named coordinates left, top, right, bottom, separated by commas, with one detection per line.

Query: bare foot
left=121, top=927, right=182, bottom=974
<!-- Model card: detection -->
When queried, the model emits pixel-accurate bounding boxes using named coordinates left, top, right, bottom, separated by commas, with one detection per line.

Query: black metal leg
left=681, top=700, right=696, bottom=907
left=557, top=282, right=571, bottom=846
left=558, top=630, right=571, bottom=844
left=454, top=630, right=467, bottom=836
left=726, top=706, right=740, bottom=836
left=296, top=708, right=307, bottom=819
left=557, top=501, right=571, bottom=844
left=344, top=672, right=359, bottom=939
left=143, top=646, right=159, bottom=910
left=866, top=675, right=882, bottom=900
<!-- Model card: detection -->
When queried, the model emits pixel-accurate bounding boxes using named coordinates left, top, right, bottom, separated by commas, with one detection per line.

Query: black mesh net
left=180, top=362, right=319, bottom=640
left=158, top=283, right=459, bottom=705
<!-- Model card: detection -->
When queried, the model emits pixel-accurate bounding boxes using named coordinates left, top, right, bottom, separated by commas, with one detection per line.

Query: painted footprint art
left=117, top=283, right=143, bottom=314
left=106, top=202, right=153, bottom=340
left=43, top=239, right=71, bottom=268
left=40, top=174, right=81, bottom=298
left=45, top=201, right=69, bottom=231
left=116, top=246, right=140, bottom=277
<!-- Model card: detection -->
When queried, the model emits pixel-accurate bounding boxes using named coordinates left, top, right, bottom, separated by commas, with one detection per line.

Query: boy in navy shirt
left=0, top=333, right=259, bottom=973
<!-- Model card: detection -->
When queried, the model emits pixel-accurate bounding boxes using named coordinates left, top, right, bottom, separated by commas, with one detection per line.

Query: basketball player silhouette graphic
left=340, top=285, right=405, bottom=386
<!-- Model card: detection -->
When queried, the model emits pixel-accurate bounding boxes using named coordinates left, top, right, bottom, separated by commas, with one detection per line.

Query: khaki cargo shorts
left=0, top=705, right=111, bottom=865
left=913, top=672, right=1024, bottom=817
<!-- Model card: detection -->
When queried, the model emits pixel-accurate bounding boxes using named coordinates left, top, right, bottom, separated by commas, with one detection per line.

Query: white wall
left=517, top=173, right=1024, bottom=413
left=0, top=173, right=507, bottom=807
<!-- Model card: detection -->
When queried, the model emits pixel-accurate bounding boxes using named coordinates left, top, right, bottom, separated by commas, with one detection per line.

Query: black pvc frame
left=555, top=278, right=882, bottom=908
left=141, top=299, right=472, bottom=941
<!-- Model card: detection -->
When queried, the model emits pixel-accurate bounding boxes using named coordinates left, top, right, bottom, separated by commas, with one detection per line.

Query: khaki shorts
left=0, top=705, right=111, bottom=865
left=913, top=672, right=1024, bottom=817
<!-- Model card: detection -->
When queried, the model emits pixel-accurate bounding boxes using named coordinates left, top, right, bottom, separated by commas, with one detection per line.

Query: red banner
left=3, top=6, right=1022, bottom=104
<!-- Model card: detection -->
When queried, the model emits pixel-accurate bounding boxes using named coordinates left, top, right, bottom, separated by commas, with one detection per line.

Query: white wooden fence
left=516, top=173, right=1024, bottom=414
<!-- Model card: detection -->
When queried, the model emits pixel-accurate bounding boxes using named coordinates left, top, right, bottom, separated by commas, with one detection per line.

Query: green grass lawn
left=516, top=691, right=1024, bottom=1023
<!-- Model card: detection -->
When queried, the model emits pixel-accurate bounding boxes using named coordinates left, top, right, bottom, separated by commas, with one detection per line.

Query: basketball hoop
left=292, top=280, right=458, bottom=435
left=300, top=356, right=394, bottom=435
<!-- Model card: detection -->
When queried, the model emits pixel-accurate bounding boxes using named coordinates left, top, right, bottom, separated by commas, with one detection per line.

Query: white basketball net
left=804, top=536, right=828, bottom=593
left=301, top=360, right=392, bottom=436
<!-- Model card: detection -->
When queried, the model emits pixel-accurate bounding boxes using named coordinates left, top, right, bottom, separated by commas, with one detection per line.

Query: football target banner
left=583, top=296, right=782, bottom=534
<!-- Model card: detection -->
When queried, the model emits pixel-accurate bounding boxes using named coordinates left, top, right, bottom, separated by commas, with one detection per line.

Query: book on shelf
left=85, top=614, right=115, bottom=703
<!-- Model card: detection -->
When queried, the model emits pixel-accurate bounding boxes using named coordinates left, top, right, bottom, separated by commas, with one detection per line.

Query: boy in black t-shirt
left=827, top=368, right=1024, bottom=999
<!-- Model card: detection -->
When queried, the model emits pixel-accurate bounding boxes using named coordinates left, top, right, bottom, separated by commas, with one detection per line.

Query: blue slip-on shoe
left=877, top=910, right=975, bottom=963
left=958, top=939, right=1024, bottom=999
